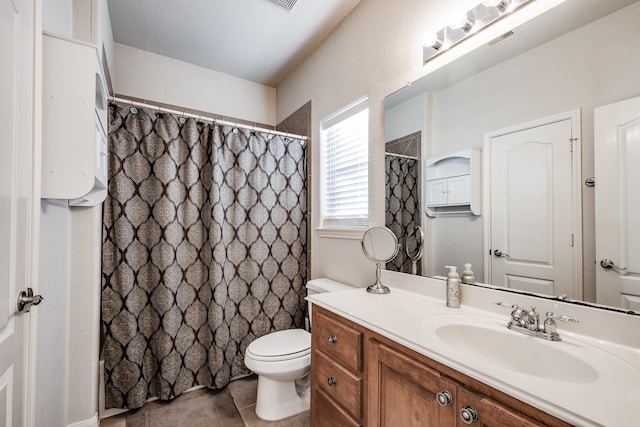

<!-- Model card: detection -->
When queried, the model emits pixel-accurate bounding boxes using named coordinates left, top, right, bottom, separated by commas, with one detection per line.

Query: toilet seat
left=246, top=329, right=311, bottom=362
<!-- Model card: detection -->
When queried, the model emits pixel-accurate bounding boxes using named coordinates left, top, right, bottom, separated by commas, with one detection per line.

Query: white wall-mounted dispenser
left=42, top=33, right=108, bottom=206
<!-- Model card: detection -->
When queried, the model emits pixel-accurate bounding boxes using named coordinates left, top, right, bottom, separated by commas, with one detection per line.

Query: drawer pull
left=327, top=376, right=337, bottom=386
left=436, top=390, right=453, bottom=406
left=327, top=334, right=337, bottom=344
left=460, top=405, right=479, bottom=424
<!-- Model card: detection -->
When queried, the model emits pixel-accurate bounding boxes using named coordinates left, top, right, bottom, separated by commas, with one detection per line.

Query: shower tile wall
left=277, top=101, right=312, bottom=283
left=386, top=131, right=421, bottom=158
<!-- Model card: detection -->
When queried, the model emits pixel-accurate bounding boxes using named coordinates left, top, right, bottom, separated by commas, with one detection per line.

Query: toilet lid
left=246, top=329, right=311, bottom=361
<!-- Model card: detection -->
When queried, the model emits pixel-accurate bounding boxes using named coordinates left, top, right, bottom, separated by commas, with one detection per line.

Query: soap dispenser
left=445, top=265, right=461, bottom=308
left=461, top=263, right=475, bottom=285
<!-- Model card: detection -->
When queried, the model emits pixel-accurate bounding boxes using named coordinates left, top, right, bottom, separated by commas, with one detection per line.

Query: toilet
left=244, top=278, right=351, bottom=421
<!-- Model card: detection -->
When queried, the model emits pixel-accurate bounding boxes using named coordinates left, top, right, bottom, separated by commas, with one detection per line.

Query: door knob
left=17, top=288, right=44, bottom=313
left=600, top=259, right=627, bottom=274
left=493, top=249, right=509, bottom=258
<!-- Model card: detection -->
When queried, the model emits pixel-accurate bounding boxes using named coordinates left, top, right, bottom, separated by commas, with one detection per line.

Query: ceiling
left=108, top=0, right=362, bottom=87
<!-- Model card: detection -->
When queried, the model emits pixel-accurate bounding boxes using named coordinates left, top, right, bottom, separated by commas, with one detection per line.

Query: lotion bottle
left=445, top=265, right=461, bottom=308
left=461, top=263, right=475, bottom=285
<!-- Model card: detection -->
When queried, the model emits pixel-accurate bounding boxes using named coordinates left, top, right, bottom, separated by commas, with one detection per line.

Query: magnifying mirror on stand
left=406, top=225, right=424, bottom=275
left=361, top=226, right=400, bottom=294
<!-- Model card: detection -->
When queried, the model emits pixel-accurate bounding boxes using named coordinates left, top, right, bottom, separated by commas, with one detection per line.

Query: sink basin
left=421, top=315, right=600, bottom=384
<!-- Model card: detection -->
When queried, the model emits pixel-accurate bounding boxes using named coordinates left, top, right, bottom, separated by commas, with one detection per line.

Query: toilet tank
left=305, top=279, right=352, bottom=326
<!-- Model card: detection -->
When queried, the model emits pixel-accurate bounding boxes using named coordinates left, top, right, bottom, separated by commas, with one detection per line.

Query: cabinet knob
left=327, top=334, right=337, bottom=344
left=436, top=390, right=453, bottom=406
left=460, top=405, right=479, bottom=424
left=327, top=376, right=337, bottom=386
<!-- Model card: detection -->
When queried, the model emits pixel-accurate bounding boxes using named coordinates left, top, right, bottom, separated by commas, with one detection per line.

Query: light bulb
left=423, top=32, right=443, bottom=49
left=482, top=0, right=512, bottom=13
left=449, top=13, right=475, bottom=32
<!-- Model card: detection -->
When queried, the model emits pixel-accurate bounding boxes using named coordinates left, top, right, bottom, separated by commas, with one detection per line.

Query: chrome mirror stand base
left=367, top=282, right=390, bottom=294
left=367, top=262, right=391, bottom=294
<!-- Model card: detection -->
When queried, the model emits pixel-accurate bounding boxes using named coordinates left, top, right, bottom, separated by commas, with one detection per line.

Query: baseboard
left=68, top=413, right=99, bottom=427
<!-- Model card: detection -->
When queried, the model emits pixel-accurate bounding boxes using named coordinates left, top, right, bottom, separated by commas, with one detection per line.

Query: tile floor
left=99, top=375, right=310, bottom=427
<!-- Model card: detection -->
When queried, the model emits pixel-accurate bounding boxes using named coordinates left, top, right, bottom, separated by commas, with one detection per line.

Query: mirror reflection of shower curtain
left=385, top=154, right=421, bottom=274
left=102, top=105, right=307, bottom=409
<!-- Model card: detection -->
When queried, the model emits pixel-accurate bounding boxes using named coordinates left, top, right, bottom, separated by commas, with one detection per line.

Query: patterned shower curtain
left=385, top=155, right=421, bottom=274
left=102, top=105, right=307, bottom=409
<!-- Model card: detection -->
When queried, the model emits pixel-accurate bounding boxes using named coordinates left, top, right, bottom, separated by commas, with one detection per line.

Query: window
left=320, top=96, right=369, bottom=229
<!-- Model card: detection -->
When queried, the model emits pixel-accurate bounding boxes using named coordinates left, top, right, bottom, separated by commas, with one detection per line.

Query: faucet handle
left=545, top=312, right=579, bottom=323
left=494, top=301, right=517, bottom=309
left=543, top=312, right=578, bottom=340
left=495, top=302, right=526, bottom=327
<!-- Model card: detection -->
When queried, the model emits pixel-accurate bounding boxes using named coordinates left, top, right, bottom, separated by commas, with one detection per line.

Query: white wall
left=36, top=201, right=71, bottom=427
left=276, top=0, right=479, bottom=286
left=429, top=2, right=640, bottom=298
left=43, top=0, right=73, bottom=37
left=68, top=207, right=102, bottom=426
left=113, top=43, right=277, bottom=125
left=384, top=92, right=428, bottom=143
left=97, top=0, right=114, bottom=71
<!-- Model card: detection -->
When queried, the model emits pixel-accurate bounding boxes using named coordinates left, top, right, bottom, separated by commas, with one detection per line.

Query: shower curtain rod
left=385, top=152, right=420, bottom=160
left=109, top=96, right=308, bottom=142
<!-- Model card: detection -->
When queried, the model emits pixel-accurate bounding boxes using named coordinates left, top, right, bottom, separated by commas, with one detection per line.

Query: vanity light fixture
left=483, top=0, right=513, bottom=14
left=423, top=0, right=534, bottom=64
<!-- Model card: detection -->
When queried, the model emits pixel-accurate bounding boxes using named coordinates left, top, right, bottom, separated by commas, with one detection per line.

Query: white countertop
left=307, top=277, right=640, bottom=427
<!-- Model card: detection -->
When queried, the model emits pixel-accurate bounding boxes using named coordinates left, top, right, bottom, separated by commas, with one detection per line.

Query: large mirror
left=384, top=0, right=640, bottom=313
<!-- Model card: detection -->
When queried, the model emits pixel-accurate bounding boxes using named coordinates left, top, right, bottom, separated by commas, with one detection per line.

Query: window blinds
left=320, top=97, right=369, bottom=229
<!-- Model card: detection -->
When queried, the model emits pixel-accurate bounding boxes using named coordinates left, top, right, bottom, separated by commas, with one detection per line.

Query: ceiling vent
left=487, top=30, right=517, bottom=47
left=266, top=0, right=298, bottom=11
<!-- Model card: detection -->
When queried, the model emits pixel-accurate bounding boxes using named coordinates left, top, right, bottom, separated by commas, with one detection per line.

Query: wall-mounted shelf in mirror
left=425, top=148, right=481, bottom=216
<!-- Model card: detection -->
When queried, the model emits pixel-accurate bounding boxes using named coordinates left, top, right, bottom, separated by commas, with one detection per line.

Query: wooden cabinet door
left=458, top=388, right=547, bottom=427
left=368, top=340, right=457, bottom=426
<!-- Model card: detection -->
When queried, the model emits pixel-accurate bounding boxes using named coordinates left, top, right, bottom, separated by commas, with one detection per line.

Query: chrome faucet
left=495, top=302, right=578, bottom=341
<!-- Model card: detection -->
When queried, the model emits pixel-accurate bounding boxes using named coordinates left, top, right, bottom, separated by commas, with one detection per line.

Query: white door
left=594, top=96, right=640, bottom=310
left=1, top=0, right=37, bottom=426
left=487, top=115, right=580, bottom=298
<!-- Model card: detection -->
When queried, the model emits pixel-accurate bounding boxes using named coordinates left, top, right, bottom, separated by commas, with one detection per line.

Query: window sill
left=315, top=228, right=368, bottom=240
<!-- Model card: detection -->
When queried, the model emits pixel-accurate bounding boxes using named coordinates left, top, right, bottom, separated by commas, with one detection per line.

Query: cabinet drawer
left=313, top=308, right=363, bottom=372
left=313, top=350, right=363, bottom=420
left=312, top=387, right=362, bottom=427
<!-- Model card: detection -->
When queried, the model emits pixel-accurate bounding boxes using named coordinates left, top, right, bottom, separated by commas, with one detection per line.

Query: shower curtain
left=102, top=105, right=307, bottom=409
left=385, top=155, right=421, bottom=274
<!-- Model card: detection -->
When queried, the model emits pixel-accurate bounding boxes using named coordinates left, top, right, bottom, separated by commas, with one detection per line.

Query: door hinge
left=569, top=137, right=578, bottom=153
left=571, top=233, right=575, bottom=247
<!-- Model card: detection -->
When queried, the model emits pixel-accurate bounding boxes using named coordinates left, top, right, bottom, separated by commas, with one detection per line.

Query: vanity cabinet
left=311, top=306, right=571, bottom=427
left=311, top=308, right=364, bottom=426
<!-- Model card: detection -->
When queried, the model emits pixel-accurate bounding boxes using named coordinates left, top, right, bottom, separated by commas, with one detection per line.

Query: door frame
left=24, top=0, right=43, bottom=424
left=482, top=109, right=583, bottom=298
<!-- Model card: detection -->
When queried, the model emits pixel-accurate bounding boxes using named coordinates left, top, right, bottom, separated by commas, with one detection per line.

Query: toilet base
left=254, top=374, right=310, bottom=421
